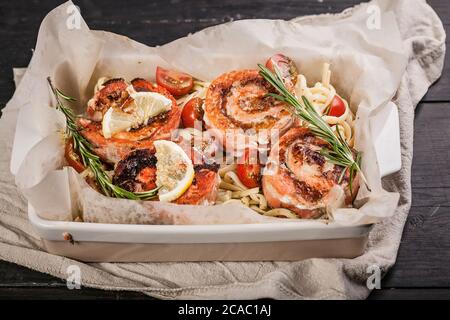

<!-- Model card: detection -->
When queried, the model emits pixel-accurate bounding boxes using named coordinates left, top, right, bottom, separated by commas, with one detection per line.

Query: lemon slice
left=102, top=107, right=137, bottom=139
left=128, top=91, right=172, bottom=122
left=154, top=140, right=194, bottom=202
left=102, top=91, right=172, bottom=138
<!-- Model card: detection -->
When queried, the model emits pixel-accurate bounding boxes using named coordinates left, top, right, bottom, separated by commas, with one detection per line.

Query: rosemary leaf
left=258, top=64, right=369, bottom=192
left=47, top=77, right=159, bottom=201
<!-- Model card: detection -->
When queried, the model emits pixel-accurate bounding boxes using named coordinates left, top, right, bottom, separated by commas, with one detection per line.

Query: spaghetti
left=216, top=164, right=299, bottom=219
left=294, top=63, right=355, bottom=146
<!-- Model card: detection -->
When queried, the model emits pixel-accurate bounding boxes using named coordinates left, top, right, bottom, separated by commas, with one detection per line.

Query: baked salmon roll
left=262, top=127, right=359, bottom=218
left=203, top=70, right=293, bottom=154
left=80, top=78, right=182, bottom=163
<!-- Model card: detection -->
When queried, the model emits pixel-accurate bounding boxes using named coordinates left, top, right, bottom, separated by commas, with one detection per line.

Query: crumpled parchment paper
left=11, top=0, right=408, bottom=226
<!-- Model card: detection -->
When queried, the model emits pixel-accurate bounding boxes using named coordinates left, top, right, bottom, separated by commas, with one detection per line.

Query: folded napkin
left=0, top=0, right=445, bottom=299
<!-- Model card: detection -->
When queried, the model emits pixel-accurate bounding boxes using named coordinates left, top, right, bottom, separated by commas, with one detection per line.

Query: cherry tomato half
left=265, top=53, right=298, bottom=87
left=236, top=148, right=261, bottom=189
left=328, top=95, right=346, bottom=117
left=156, top=66, right=194, bottom=97
left=181, top=97, right=204, bottom=128
left=65, top=137, right=85, bottom=173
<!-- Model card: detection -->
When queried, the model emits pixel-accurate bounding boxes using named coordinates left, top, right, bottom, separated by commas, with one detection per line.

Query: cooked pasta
left=216, top=164, right=300, bottom=219
left=294, top=63, right=355, bottom=146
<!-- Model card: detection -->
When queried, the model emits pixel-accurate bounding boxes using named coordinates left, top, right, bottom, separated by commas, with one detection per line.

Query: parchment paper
left=1, top=0, right=445, bottom=300
left=11, top=0, right=408, bottom=226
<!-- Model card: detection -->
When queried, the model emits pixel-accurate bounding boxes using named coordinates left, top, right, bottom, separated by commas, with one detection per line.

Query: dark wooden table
left=0, top=0, right=449, bottom=300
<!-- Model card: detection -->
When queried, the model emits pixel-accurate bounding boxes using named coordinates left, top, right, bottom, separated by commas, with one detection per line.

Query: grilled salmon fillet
left=262, top=127, right=359, bottom=218
left=113, top=144, right=220, bottom=205
left=79, top=78, right=182, bottom=163
left=87, top=78, right=129, bottom=121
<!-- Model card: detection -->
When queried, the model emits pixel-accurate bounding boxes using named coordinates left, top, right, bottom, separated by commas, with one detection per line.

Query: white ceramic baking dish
left=25, top=101, right=401, bottom=262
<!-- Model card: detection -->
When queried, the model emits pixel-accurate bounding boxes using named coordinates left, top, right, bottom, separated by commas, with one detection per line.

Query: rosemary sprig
left=258, top=64, right=369, bottom=192
left=47, top=77, right=159, bottom=200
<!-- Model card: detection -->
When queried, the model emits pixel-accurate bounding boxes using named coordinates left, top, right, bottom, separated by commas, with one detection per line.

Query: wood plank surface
left=0, top=0, right=449, bottom=300
left=369, top=288, right=450, bottom=300
left=1, top=0, right=449, bottom=104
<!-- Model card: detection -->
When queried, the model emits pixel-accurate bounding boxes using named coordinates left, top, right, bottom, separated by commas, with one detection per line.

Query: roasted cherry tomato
left=265, top=53, right=298, bottom=87
left=236, top=148, right=261, bottom=188
left=156, top=66, right=194, bottom=97
left=328, top=95, right=346, bottom=117
left=181, top=97, right=204, bottom=128
left=65, top=137, right=85, bottom=173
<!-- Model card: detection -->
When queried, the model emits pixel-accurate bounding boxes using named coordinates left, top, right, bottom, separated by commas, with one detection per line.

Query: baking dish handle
left=371, top=101, right=402, bottom=178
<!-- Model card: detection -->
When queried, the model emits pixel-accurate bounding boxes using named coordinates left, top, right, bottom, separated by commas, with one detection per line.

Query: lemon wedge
left=102, top=91, right=172, bottom=138
left=129, top=91, right=172, bottom=122
left=102, top=107, right=136, bottom=139
left=154, top=140, right=194, bottom=202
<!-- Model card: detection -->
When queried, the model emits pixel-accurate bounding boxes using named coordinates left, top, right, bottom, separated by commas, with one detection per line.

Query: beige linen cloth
left=0, top=0, right=445, bottom=299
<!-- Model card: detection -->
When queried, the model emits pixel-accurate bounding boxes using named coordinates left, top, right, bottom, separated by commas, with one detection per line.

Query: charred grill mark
left=219, top=86, right=230, bottom=99
left=304, top=135, right=329, bottom=148
left=127, top=110, right=170, bottom=133
left=278, top=134, right=301, bottom=162
left=148, top=110, right=170, bottom=125
left=131, top=77, right=146, bottom=83
left=291, top=144, right=325, bottom=167
left=323, top=164, right=348, bottom=184
left=94, top=78, right=129, bottom=112
left=113, top=149, right=157, bottom=191
left=102, top=78, right=125, bottom=86
left=279, top=147, right=287, bottom=164
left=237, top=74, right=269, bottom=89
left=219, top=87, right=240, bottom=127
left=215, top=74, right=282, bottom=129
left=278, top=131, right=328, bottom=162
left=194, top=163, right=220, bottom=172
left=278, top=133, right=299, bottom=150
left=226, top=118, right=252, bottom=130
left=105, top=91, right=124, bottom=103
left=131, top=78, right=153, bottom=92
left=292, top=179, right=323, bottom=203
left=238, top=94, right=277, bottom=114
left=117, top=180, right=137, bottom=192
left=237, top=77, right=262, bottom=89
